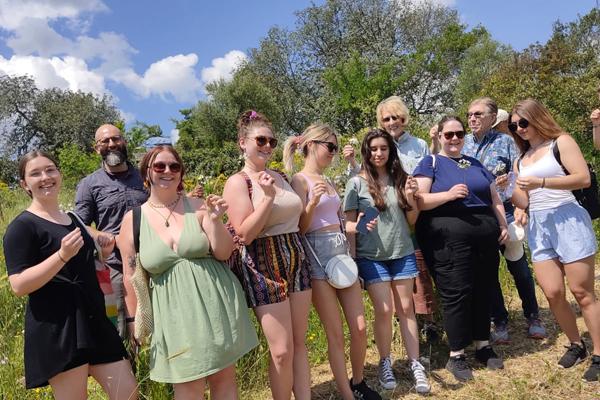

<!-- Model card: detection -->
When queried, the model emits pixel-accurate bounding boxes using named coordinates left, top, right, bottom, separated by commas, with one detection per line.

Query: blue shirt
left=413, top=154, right=495, bottom=215
left=348, top=131, right=430, bottom=176
left=75, top=163, right=148, bottom=271
left=462, top=130, right=520, bottom=203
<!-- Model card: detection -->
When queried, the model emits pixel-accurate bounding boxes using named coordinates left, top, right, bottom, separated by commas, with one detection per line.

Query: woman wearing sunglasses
left=344, top=129, right=430, bottom=394
left=510, top=99, right=600, bottom=382
left=413, top=116, right=508, bottom=382
left=223, top=110, right=312, bottom=400
left=119, top=145, right=257, bottom=398
left=283, top=124, right=381, bottom=400
left=3, top=150, right=137, bottom=399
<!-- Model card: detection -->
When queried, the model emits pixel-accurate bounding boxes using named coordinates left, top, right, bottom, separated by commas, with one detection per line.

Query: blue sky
left=0, top=0, right=596, bottom=142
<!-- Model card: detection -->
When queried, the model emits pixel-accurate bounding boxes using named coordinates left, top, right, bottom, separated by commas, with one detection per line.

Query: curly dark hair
left=360, top=129, right=411, bottom=211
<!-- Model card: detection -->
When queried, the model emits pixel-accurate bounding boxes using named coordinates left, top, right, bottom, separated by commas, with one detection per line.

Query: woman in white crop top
left=510, top=99, right=599, bottom=382
left=223, top=110, right=312, bottom=399
left=283, top=124, right=381, bottom=400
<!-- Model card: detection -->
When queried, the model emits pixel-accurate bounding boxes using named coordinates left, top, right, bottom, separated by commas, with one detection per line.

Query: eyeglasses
left=152, top=162, right=182, bottom=173
left=313, top=140, right=338, bottom=153
left=508, top=118, right=529, bottom=133
left=249, top=135, right=278, bottom=148
left=441, top=131, right=466, bottom=140
left=382, top=115, right=405, bottom=123
left=466, top=111, right=488, bottom=119
left=96, top=135, right=123, bottom=146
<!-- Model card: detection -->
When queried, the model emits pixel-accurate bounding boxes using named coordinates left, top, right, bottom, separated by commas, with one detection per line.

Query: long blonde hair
left=282, top=123, right=337, bottom=171
left=511, top=99, right=566, bottom=153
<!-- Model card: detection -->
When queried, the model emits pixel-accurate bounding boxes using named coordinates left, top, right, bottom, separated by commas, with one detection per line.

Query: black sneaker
left=582, top=355, right=600, bottom=382
left=350, top=378, right=382, bottom=400
left=475, top=345, right=504, bottom=370
left=558, top=342, right=588, bottom=368
left=445, top=354, right=473, bottom=382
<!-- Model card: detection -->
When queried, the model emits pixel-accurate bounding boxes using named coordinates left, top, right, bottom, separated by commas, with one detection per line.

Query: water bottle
left=503, top=172, right=517, bottom=198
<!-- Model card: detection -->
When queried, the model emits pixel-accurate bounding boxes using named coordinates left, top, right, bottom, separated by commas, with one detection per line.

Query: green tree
left=0, top=75, right=121, bottom=156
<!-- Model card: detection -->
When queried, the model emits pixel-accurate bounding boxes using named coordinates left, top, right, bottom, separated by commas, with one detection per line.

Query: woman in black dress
left=3, top=150, right=137, bottom=399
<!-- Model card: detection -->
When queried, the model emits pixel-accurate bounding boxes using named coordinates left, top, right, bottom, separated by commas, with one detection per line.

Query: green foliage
left=56, top=144, right=101, bottom=189
left=0, top=157, right=18, bottom=186
left=0, top=75, right=121, bottom=157
left=125, top=122, right=163, bottom=156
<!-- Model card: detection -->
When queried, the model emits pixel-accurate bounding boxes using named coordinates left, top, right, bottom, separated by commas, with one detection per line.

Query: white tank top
left=518, top=142, right=576, bottom=211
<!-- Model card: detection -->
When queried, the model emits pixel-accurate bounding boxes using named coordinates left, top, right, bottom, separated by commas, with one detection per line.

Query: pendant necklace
left=148, top=194, right=181, bottom=227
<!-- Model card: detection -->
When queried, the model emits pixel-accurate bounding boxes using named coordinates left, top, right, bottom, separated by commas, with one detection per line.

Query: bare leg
left=392, top=278, right=419, bottom=360
left=89, top=359, right=138, bottom=400
left=338, top=281, right=368, bottom=383
left=533, top=259, right=581, bottom=343
left=207, top=365, right=239, bottom=400
left=173, top=378, right=206, bottom=400
left=255, top=300, right=294, bottom=400
left=312, top=280, right=354, bottom=400
left=564, top=255, right=600, bottom=355
left=289, top=289, right=313, bottom=400
left=48, top=363, right=88, bottom=400
left=366, top=282, right=394, bottom=358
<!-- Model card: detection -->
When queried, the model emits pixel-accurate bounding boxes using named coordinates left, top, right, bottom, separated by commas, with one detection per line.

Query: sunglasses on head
left=508, top=118, right=529, bottom=133
left=382, top=115, right=405, bottom=123
left=313, top=140, right=338, bottom=153
left=249, top=135, right=278, bottom=148
left=152, top=162, right=182, bottom=173
left=441, top=131, right=466, bottom=140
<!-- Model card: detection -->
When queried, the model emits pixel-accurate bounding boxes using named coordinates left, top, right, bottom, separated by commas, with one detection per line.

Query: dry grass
left=244, top=267, right=600, bottom=400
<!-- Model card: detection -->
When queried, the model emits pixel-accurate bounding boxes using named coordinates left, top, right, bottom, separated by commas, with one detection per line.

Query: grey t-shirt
left=343, top=176, right=414, bottom=261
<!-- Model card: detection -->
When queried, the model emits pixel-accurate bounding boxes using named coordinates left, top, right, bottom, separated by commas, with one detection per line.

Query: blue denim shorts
left=305, top=231, right=348, bottom=280
left=528, top=201, right=597, bottom=264
left=356, top=253, right=418, bottom=287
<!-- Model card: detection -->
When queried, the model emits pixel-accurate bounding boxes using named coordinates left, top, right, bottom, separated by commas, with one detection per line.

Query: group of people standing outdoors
left=3, top=93, right=600, bottom=400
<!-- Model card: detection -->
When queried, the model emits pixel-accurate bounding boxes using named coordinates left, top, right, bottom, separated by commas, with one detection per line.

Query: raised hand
left=342, top=144, right=356, bottom=164
left=257, top=171, right=276, bottom=198
left=309, top=181, right=328, bottom=206
left=404, top=175, right=419, bottom=198
left=448, top=183, right=469, bottom=200
left=96, top=233, right=115, bottom=248
left=59, top=227, right=84, bottom=261
left=205, top=194, right=229, bottom=220
left=516, top=175, right=543, bottom=191
left=495, top=174, right=509, bottom=190
left=590, top=108, right=600, bottom=126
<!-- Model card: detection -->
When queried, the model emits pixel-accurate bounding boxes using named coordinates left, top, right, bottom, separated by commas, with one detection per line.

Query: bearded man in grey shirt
left=75, top=124, right=148, bottom=337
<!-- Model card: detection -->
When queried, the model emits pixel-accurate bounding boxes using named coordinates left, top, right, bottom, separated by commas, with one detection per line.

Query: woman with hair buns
left=511, top=99, right=600, bottom=382
left=223, top=111, right=312, bottom=400
left=283, top=124, right=381, bottom=400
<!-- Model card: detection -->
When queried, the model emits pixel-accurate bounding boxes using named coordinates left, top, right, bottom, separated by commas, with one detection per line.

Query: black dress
left=3, top=211, right=127, bottom=388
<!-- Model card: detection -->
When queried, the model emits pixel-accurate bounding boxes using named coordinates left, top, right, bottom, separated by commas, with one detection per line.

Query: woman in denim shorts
left=511, top=99, right=600, bottom=382
left=343, top=129, right=429, bottom=393
left=284, top=124, right=381, bottom=400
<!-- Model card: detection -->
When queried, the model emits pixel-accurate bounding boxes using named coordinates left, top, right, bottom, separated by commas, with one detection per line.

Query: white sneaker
left=378, top=356, right=397, bottom=390
left=410, top=359, right=431, bottom=394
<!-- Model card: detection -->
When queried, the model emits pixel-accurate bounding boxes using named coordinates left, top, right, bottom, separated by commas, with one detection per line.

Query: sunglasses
left=152, top=162, right=182, bottom=173
left=466, top=111, right=487, bottom=119
left=382, top=115, right=405, bottom=123
left=508, top=118, right=529, bottom=133
left=313, top=140, right=338, bottom=153
left=249, top=135, right=278, bottom=148
left=441, top=131, right=466, bottom=140
left=96, top=135, right=123, bottom=146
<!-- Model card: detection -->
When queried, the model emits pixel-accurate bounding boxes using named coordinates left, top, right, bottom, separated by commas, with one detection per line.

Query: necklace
left=148, top=194, right=181, bottom=227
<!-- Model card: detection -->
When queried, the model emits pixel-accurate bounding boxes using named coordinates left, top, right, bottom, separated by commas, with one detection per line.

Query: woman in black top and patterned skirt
left=2, top=150, right=137, bottom=399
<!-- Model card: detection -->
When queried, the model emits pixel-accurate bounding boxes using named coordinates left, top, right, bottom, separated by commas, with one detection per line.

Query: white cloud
left=113, top=54, right=202, bottom=103
left=170, top=128, right=180, bottom=145
left=0, top=55, right=106, bottom=94
left=201, top=50, right=247, bottom=87
left=403, top=0, right=456, bottom=6
left=0, top=0, right=107, bottom=30
left=120, top=110, right=136, bottom=123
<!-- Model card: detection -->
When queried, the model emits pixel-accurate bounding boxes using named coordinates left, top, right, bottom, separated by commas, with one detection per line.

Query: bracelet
left=57, top=251, right=68, bottom=264
left=541, top=177, right=546, bottom=188
left=125, top=316, right=135, bottom=323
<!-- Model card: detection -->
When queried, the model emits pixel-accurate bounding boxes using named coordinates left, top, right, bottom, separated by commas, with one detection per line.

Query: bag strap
left=67, top=211, right=103, bottom=263
left=133, top=206, right=141, bottom=253
left=552, top=139, right=569, bottom=175
left=238, top=171, right=253, bottom=199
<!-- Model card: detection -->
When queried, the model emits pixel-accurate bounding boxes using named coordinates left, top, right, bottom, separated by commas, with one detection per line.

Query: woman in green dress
left=119, top=145, right=258, bottom=399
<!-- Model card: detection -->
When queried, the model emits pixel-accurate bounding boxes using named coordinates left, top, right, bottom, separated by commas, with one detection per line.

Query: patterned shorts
left=229, top=232, right=312, bottom=307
